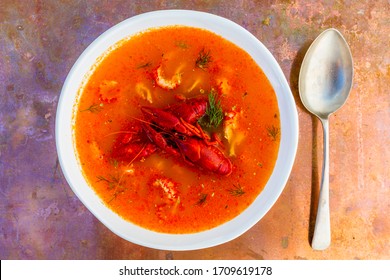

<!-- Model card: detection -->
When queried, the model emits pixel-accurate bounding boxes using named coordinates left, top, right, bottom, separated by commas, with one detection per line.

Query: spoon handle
left=312, top=118, right=331, bottom=250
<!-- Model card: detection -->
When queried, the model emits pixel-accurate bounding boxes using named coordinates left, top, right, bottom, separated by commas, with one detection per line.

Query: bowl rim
left=55, top=9, right=298, bottom=251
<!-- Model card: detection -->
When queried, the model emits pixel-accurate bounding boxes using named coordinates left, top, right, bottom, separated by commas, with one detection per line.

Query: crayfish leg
left=142, top=123, right=179, bottom=157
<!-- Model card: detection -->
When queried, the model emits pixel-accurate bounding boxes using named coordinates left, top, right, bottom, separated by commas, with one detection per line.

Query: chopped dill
left=198, top=89, right=224, bottom=128
left=96, top=174, right=121, bottom=190
left=97, top=174, right=127, bottom=203
left=175, top=41, right=189, bottom=49
left=109, top=158, right=119, bottom=168
left=80, top=103, right=102, bottom=113
left=228, top=184, right=245, bottom=197
left=195, top=48, right=212, bottom=70
left=107, top=191, right=123, bottom=204
left=266, top=125, right=280, bottom=141
left=96, top=175, right=110, bottom=183
left=196, top=193, right=208, bottom=206
left=107, top=193, right=118, bottom=203
left=136, top=62, right=152, bottom=69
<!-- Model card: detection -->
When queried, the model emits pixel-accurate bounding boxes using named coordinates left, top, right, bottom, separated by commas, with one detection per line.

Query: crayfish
left=112, top=97, right=232, bottom=176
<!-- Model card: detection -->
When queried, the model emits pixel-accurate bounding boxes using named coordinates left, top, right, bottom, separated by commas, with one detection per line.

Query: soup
left=73, top=26, right=280, bottom=233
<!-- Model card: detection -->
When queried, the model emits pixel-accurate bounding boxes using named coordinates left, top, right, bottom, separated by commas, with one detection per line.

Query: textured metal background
left=1, top=0, right=389, bottom=259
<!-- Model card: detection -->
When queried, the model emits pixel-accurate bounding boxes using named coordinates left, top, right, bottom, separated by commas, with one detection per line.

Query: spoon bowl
left=300, top=28, right=353, bottom=119
left=299, top=28, right=353, bottom=250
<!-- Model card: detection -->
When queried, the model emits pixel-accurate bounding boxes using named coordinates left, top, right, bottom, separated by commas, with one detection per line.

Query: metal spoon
left=299, top=28, right=353, bottom=250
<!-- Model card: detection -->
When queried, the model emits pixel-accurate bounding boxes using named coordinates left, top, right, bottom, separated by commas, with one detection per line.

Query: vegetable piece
left=216, top=78, right=231, bottom=95
left=186, top=77, right=203, bottom=93
left=98, top=80, right=121, bottom=103
left=135, top=82, right=153, bottom=103
left=90, top=140, right=104, bottom=160
left=153, top=177, right=181, bottom=221
left=153, top=178, right=179, bottom=202
left=154, top=64, right=182, bottom=90
left=223, top=110, right=246, bottom=157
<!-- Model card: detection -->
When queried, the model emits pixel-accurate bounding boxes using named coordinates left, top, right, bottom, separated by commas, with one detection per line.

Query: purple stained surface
left=1, top=0, right=389, bottom=260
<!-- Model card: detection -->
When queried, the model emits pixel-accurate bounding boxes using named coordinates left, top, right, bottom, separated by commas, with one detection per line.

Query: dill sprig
left=97, top=174, right=127, bottom=203
left=228, top=184, right=245, bottom=197
left=96, top=175, right=110, bottom=183
left=196, top=193, right=208, bottom=206
left=96, top=174, right=120, bottom=190
left=198, top=90, right=224, bottom=128
left=80, top=103, right=102, bottom=113
left=109, top=158, right=119, bottom=168
left=195, top=48, right=212, bottom=70
left=136, top=62, right=152, bottom=69
left=175, top=41, right=189, bottom=49
left=266, top=125, right=280, bottom=141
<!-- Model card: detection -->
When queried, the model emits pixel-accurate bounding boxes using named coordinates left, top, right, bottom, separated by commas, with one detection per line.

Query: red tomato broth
left=74, top=26, right=280, bottom=233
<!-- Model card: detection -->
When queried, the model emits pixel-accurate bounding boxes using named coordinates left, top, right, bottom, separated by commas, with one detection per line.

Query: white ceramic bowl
left=56, top=10, right=298, bottom=250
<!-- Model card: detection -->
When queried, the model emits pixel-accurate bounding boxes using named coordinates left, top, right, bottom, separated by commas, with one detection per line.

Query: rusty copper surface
left=1, top=0, right=389, bottom=260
